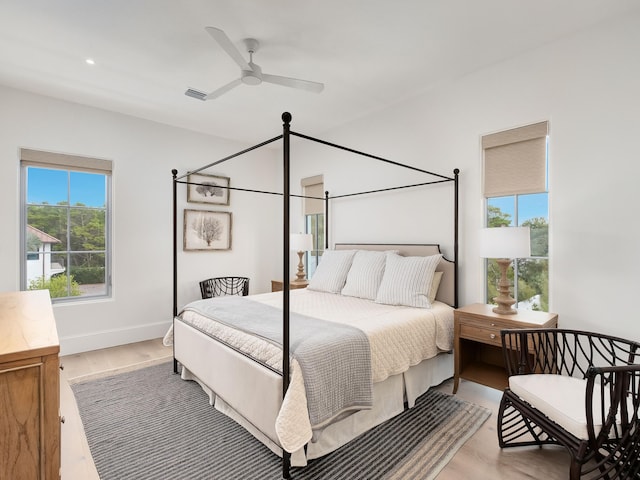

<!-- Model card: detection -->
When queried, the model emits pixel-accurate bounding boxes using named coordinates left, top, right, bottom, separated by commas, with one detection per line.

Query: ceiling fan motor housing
left=242, top=62, right=262, bottom=85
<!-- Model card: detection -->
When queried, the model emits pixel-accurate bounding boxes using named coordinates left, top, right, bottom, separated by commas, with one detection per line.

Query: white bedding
left=172, top=288, right=454, bottom=452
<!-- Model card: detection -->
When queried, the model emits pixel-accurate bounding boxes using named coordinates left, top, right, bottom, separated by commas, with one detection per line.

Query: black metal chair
left=498, top=328, right=640, bottom=479
left=199, top=276, right=249, bottom=299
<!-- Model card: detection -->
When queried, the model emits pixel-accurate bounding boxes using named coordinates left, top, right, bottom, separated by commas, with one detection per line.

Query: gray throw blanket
left=181, top=296, right=373, bottom=428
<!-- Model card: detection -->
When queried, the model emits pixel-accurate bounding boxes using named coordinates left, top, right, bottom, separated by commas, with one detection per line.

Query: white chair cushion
left=509, top=374, right=614, bottom=440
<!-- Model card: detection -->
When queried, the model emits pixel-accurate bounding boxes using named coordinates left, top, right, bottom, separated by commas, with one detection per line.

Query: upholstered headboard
left=334, top=243, right=456, bottom=307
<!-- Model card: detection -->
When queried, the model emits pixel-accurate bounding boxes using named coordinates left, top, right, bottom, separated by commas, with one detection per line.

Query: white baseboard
left=59, top=321, right=172, bottom=356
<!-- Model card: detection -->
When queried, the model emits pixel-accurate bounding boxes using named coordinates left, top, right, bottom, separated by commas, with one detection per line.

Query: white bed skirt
left=174, top=318, right=453, bottom=467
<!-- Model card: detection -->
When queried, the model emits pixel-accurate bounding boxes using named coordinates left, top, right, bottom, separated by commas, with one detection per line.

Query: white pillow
left=307, top=249, right=357, bottom=294
left=428, top=271, right=443, bottom=304
left=375, top=253, right=442, bottom=308
left=341, top=250, right=396, bottom=300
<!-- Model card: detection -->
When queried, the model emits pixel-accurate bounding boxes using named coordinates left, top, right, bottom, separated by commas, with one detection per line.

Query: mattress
left=174, top=288, right=454, bottom=452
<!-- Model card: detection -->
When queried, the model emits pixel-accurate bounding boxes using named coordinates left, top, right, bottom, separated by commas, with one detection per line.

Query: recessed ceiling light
left=85, top=58, right=96, bottom=65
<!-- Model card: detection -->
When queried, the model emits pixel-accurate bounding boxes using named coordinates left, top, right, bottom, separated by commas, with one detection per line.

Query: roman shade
left=21, top=148, right=112, bottom=174
left=482, top=121, right=548, bottom=197
left=301, top=175, right=324, bottom=215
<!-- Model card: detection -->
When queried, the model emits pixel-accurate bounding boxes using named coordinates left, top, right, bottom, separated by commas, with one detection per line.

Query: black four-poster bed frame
left=171, top=112, right=459, bottom=479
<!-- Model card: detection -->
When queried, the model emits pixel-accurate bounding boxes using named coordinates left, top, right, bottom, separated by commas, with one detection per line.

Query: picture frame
left=187, top=173, right=230, bottom=206
left=183, top=209, right=232, bottom=251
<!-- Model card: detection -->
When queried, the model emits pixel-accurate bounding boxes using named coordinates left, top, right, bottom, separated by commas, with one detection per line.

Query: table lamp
left=479, top=226, right=531, bottom=314
left=290, top=233, right=314, bottom=284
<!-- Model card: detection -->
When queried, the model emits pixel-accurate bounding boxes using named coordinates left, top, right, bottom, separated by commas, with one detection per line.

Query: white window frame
left=20, top=149, right=112, bottom=303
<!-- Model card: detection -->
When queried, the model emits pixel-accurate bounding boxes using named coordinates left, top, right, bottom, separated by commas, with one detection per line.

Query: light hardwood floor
left=60, top=339, right=569, bottom=479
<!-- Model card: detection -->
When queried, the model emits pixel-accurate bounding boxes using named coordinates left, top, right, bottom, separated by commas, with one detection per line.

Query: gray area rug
left=72, top=362, right=490, bottom=480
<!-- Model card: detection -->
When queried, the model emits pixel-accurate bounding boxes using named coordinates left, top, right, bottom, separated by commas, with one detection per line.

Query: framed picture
left=183, top=209, right=232, bottom=251
left=187, top=173, right=230, bottom=205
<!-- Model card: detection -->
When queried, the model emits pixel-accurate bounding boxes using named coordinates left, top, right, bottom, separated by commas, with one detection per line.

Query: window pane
left=305, top=213, right=324, bottom=279
left=518, top=193, right=548, bottom=257
left=70, top=208, right=105, bottom=251
left=27, top=167, right=68, bottom=204
left=516, top=258, right=549, bottom=311
left=26, top=251, right=59, bottom=289
left=317, top=215, right=325, bottom=252
left=70, top=253, right=107, bottom=296
left=517, top=193, right=548, bottom=224
left=26, top=205, right=68, bottom=251
left=70, top=171, right=106, bottom=207
left=27, top=252, right=76, bottom=298
left=487, top=196, right=514, bottom=227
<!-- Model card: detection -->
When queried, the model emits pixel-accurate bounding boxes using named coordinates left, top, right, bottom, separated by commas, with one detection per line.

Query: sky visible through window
left=27, top=167, right=106, bottom=207
left=488, top=193, right=547, bottom=225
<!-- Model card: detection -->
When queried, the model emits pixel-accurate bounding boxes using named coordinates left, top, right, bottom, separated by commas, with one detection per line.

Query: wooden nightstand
left=453, top=303, right=558, bottom=393
left=271, top=280, right=308, bottom=292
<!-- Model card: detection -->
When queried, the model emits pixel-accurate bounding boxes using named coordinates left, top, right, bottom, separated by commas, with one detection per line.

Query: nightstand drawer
left=460, top=323, right=502, bottom=347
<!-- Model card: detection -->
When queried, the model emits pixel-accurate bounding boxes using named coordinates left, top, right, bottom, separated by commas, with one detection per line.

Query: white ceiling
left=1, top=0, right=638, bottom=143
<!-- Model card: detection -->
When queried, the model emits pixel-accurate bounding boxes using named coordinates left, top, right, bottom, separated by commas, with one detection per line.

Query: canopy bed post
left=172, top=169, right=179, bottom=373
left=281, top=112, right=292, bottom=479
left=453, top=168, right=459, bottom=308
left=324, top=190, right=329, bottom=249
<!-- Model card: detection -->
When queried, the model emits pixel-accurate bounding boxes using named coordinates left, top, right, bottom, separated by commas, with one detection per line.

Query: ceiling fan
left=185, top=27, right=324, bottom=101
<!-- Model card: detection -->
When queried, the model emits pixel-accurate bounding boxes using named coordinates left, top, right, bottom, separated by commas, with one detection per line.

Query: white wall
left=292, top=13, right=640, bottom=340
left=0, top=86, right=281, bottom=354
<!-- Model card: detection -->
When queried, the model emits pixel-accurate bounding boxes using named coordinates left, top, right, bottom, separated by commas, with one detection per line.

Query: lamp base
left=295, top=251, right=306, bottom=282
left=492, top=304, right=517, bottom=315
left=493, top=258, right=518, bottom=315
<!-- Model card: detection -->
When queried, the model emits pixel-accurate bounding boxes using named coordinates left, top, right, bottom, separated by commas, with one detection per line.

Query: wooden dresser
left=0, top=290, right=61, bottom=480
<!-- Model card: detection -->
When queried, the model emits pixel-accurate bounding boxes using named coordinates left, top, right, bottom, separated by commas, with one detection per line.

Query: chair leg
left=568, top=441, right=601, bottom=480
left=497, top=392, right=510, bottom=448
left=569, top=460, right=582, bottom=480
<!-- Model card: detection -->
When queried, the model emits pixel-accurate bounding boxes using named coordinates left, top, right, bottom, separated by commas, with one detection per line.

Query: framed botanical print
left=183, top=209, right=232, bottom=251
left=187, top=173, right=230, bottom=206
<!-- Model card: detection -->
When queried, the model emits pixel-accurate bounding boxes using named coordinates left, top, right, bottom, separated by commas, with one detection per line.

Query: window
left=482, top=122, right=549, bottom=311
left=301, top=175, right=325, bottom=278
left=20, top=149, right=112, bottom=302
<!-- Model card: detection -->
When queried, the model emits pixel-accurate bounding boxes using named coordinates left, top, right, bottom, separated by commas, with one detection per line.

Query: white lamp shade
left=479, top=227, right=531, bottom=259
left=290, top=233, right=314, bottom=252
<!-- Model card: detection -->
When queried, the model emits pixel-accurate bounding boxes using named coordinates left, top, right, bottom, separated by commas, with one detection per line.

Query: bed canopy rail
left=171, top=112, right=459, bottom=479
left=302, top=129, right=460, bottom=308
left=291, top=130, right=455, bottom=180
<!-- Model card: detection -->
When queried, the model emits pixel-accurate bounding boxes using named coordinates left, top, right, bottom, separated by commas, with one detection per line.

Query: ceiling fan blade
left=205, top=78, right=242, bottom=100
left=262, top=73, right=324, bottom=93
left=205, top=27, right=251, bottom=71
left=184, top=78, right=242, bottom=101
